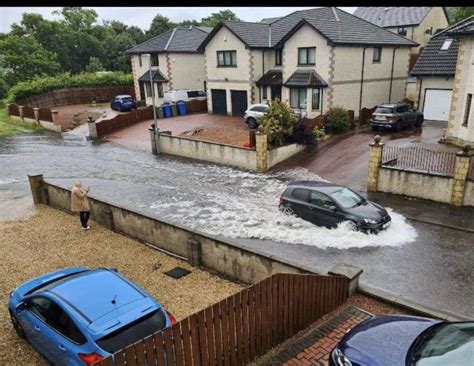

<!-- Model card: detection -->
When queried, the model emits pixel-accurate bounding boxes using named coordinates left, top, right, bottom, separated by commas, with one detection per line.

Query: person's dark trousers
left=79, top=211, right=90, bottom=228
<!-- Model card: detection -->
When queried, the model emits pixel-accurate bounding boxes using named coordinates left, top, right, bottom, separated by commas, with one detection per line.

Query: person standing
left=71, top=180, right=91, bottom=230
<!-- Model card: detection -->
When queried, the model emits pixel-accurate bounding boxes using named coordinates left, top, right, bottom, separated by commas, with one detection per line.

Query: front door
left=271, top=86, right=282, bottom=101
left=231, top=90, right=248, bottom=117
left=211, top=89, right=227, bottom=115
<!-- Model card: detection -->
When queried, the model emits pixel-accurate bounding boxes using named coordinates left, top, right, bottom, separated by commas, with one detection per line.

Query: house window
left=290, top=88, right=307, bottom=109
left=157, top=82, right=164, bottom=98
left=440, top=39, right=453, bottom=51
left=139, top=54, right=142, bottom=67
left=151, top=53, right=159, bottom=66
left=298, top=47, right=316, bottom=65
left=262, top=87, right=268, bottom=100
left=145, top=82, right=152, bottom=97
left=275, top=49, right=282, bottom=66
left=312, top=88, right=320, bottom=110
left=397, top=27, right=407, bottom=36
left=217, top=50, right=237, bottom=67
left=373, top=47, right=382, bottom=63
left=463, top=94, right=472, bottom=127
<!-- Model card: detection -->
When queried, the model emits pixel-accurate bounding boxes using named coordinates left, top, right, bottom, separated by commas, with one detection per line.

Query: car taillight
left=166, top=310, right=177, bottom=325
left=78, top=353, right=104, bottom=365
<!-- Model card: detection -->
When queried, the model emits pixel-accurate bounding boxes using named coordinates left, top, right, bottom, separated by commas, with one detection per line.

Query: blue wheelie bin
left=162, top=103, right=172, bottom=118
left=177, top=101, right=187, bottom=116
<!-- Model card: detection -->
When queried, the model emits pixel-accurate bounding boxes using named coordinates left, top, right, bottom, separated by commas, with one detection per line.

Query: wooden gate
left=93, top=273, right=348, bottom=366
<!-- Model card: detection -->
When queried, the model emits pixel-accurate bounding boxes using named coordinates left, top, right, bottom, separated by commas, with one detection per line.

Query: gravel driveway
left=0, top=205, right=243, bottom=365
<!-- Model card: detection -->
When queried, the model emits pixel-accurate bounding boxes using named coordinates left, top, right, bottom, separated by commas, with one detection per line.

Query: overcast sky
left=0, top=7, right=358, bottom=33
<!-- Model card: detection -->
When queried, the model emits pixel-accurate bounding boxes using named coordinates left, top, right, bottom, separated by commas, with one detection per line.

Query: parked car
left=330, top=315, right=473, bottom=366
left=8, top=267, right=176, bottom=365
left=244, top=103, right=270, bottom=129
left=110, top=95, right=137, bottom=112
left=279, top=181, right=391, bottom=233
left=370, top=102, right=424, bottom=131
left=163, top=89, right=207, bottom=104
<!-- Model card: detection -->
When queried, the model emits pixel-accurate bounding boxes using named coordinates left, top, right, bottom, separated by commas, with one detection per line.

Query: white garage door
left=423, top=89, right=452, bottom=121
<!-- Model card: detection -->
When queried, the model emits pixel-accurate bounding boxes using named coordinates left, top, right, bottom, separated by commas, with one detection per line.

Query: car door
left=308, top=191, right=344, bottom=227
left=287, top=188, right=312, bottom=221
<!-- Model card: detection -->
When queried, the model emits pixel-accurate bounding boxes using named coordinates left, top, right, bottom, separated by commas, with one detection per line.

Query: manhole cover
left=164, top=267, right=191, bottom=279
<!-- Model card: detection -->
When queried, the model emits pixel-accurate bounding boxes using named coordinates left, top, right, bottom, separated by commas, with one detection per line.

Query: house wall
left=204, top=27, right=252, bottom=115
left=131, top=53, right=169, bottom=106
left=447, top=37, right=474, bottom=145
left=416, top=76, right=454, bottom=111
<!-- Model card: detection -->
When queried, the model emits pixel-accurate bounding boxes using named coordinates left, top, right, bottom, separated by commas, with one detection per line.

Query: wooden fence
left=38, top=107, right=54, bottom=122
left=92, top=273, right=348, bottom=366
left=95, top=106, right=154, bottom=138
left=185, top=99, right=208, bottom=115
left=22, top=105, right=35, bottom=120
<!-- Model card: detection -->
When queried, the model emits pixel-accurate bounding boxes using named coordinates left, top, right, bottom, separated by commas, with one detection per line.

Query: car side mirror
left=15, top=301, right=27, bottom=313
left=329, top=206, right=338, bottom=212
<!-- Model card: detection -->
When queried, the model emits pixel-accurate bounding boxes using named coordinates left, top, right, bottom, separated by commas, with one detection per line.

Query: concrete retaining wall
left=39, top=179, right=306, bottom=284
left=267, top=143, right=307, bottom=169
left=378, top=166, right=454, bottom=203
left=9, top=114, right=62, bottom=133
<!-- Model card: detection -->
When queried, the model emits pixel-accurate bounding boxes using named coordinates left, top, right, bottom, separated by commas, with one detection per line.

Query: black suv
left=370, top=103, right=424, bottom=131
left=279, top=181, right=391, bottom=233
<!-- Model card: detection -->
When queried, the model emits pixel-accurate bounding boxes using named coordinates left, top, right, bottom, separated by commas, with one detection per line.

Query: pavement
left=103, top=113, right=246, bottom=151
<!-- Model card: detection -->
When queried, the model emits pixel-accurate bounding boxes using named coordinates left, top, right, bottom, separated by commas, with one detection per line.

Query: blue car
left=330, top=315, right=473, bottom=366
left=8, top=267, right=176, bottom=365
left=111, top=95, right=137, bottom=112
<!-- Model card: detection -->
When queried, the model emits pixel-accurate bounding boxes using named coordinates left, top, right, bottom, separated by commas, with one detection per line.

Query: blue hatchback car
left=111, top=95, right=137, bottom=112
left=330, top=315, right=473, bottom=366
left=8, top=267, right=176, bottom=365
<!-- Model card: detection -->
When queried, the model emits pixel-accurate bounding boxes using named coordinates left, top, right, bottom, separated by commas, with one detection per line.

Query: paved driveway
left=278, top=121, right=458, bottom=192
left=104, top=113, right=246, bottom=151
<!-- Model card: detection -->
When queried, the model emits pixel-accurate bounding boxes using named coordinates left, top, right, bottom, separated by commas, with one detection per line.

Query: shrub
left=324, top=106, right=350, bottom=134
left=313, top=126, right=325, bottom=139
left=7, top=72, right=133, bottom=103
left=258, top=98, right=297, bottom=148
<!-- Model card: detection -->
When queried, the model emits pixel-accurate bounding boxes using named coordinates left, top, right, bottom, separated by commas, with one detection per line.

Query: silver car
left=243, top=104, right=270, bottom=129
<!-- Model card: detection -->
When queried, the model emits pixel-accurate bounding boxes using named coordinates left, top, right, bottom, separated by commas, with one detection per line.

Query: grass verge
left=0, top=108, right=44, bottom=136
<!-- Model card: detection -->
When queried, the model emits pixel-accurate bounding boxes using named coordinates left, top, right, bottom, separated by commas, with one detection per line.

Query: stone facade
left=451, top=151, right=471, bottom=206
left=367, top=136, right=384, bottom=191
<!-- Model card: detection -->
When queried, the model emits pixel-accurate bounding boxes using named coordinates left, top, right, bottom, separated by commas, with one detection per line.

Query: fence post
left=28, top=174, right=45, bottom=205
left=87, top=116, right=98, bottom=140
left=367, top=135, right=384, bottom=191
left=255, top=132, right=268, bottom=172
left=33, top=108, right=40, bottom=124
left=149, top=125, right=158, bottom=154
left=51, top=110, right=60, bottom=127
left=450, top=145, right=471, bottom=206
left=5, top=104, right=11, bottom=118
left=18, top=105, right=24, bottom=121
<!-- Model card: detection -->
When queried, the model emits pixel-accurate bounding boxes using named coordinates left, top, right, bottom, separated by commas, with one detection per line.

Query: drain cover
left=164, top=267, right=191, bottom=279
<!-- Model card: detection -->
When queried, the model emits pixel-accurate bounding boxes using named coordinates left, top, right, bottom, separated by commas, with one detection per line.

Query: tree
left=178, top=20, right=201, bottom=27
left=258, top=99, right=297, bottom=148
left=200, top=10, right=240, bottom=27
left=147, top=14, right=175, bottom=38
left=0, top=34, right=61, bottom=86
left=85, top=57, right=104, bottom=72
left=53, top=7, right=98, bottom=32
left=450, top=7, right=474, bottom=24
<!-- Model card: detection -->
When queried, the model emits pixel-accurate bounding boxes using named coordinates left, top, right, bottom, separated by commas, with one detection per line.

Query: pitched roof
left=256, top=70, right=283, bottom=87
left=410, top=35, right=459, bottom=76
left=284, top=69, right=328, bottom=88
left=199, top=7, right=417, bottom=50
left=445, top=15, right=474, bottom=37
left=353, top=7, right=433, bottom=28
left=260, top=16, right=282, bottom=24
left=138, top=69, right=168, bottom=82
left=126, top=26, right=211, bottom=54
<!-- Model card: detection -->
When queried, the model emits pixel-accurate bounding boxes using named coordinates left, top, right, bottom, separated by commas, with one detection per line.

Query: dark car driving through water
left=279, top=181, right=391, bottom=233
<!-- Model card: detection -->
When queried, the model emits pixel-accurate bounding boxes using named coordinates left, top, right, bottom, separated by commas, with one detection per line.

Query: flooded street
left=1, top=131, right=472, bottom=317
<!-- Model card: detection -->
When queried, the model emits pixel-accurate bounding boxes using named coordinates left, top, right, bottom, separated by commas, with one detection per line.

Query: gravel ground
left=181, top=125, right=251, bottom=146
left=0, top=205, right=243, bottom=365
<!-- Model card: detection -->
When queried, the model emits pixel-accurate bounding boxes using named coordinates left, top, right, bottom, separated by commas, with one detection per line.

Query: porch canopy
left=138, top=70, right=168, bottom=82
left=283, top=69, right=328, bottom=88
left=256, top=70, right=282, bottom=87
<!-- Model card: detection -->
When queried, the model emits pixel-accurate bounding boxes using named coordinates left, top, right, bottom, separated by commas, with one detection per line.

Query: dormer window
left=440, top=39, right=453, bottom=51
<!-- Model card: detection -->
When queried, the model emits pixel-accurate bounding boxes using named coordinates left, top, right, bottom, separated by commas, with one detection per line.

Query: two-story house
left=198, top=7, right=417, bottom=119
left=354, top=7, right=450, bottom=55
left=125, top=26, right=211, bottom=106
left=445, top=16, right=474, bottom=145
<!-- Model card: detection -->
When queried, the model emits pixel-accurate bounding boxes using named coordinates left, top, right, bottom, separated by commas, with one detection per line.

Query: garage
left=211, top=89, right=227, bottom=115
left=231, top=90, right=248, bottom=117
left=423, top=89, right=453, bottom=121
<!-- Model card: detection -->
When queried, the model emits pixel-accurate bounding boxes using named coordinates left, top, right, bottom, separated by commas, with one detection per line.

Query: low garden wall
left=151, top=129, right=306, bottom=172
left=16, top=86, right=135, bottom=108
left=6, top=104, right=61, bottom=133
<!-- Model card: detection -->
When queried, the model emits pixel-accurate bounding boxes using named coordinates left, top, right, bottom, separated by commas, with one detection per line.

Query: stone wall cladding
left=327, top=45, right=336, bottom=109
left=447, top=39, right=465, bottom=136
left=451, top=153, right=471, bottom=206
left=166, top=53, right=173, bottom=89
left=249, top=50, right=255, bottom=104
left=367, top=142, right=384, bottom=191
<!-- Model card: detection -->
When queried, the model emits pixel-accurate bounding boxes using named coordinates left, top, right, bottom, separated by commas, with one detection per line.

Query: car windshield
left=329, top=188, right=364, bottom=208
left=409, top=322, right=474, bottom=366
left=121, top=97, right=133, bottom=103
left=96, top=309, right=166, bottom=353
left=374, top=107, right=394, bottom=114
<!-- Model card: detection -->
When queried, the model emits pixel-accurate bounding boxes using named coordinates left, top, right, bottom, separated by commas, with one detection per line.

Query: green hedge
left=7, top=72, right=133, bottom=103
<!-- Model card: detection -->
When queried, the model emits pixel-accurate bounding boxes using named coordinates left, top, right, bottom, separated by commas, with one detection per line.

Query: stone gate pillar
left=33, top=108, right=40, bottom=124
left=18, top=105, right=24, bottom=121
left=255, top=132, right=268, bottom=172
left=367, top=135, right=384, bottom=191
left=87, top=116, right=98, bottom=140
left=450, top=145, right=471, bottom=206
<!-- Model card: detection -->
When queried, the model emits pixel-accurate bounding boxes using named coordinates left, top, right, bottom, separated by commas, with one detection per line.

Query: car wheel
left=247, top=117, right=258, bottom=129
left=9, top=310, right=26, bottom=339
left=415, top=116, right=423, bottom=128
left=396, top=120, right=403, bottom=132
left=347, top=220, right=360, bottom=232
left=280, top=206, right=294, bottom=216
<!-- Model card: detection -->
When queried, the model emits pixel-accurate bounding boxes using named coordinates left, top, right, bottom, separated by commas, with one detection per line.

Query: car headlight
left=334, top=347, right=352, bottom=366
left=363, top=218, right=378, bottom=225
